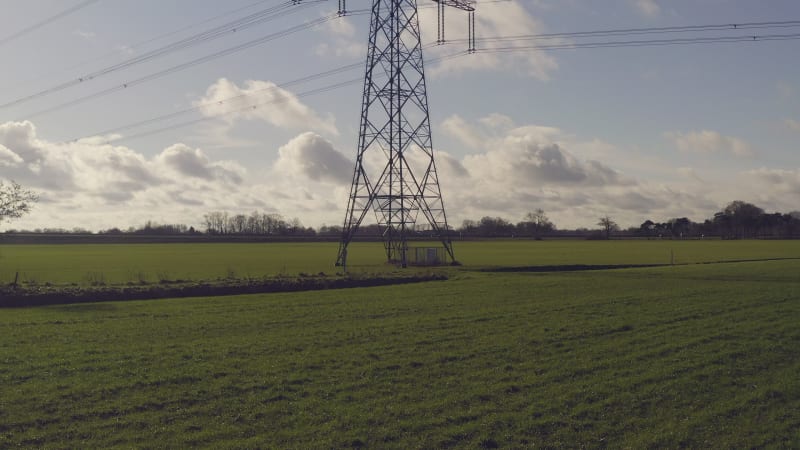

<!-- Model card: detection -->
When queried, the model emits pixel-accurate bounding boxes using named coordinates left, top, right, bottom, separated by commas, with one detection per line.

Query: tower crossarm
left=431, top=0, right=475, bottom=12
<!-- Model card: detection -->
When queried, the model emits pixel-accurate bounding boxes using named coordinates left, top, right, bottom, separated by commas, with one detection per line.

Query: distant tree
left=716, top=200, right=764, bottom=238
left=597, top=215, right=619, bottom=240
left=520, top=209, right=555, bottom=239
left=668, top=217, right=692, bottom=238
left=0, top=180, right=38, bottom=225
left=639, top=219, right=655, bottom=238
left=477, top=216, right=515, bottom=237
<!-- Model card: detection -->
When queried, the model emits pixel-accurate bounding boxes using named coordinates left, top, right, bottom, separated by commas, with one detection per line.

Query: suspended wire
left=73, top=50, right=468, bottom=145
left=65, top=19, right=800, bottom=145
left=0, top=0, right=321, bottom=110
left=32, top=9, right=800, bottom=145
left=82, top=62, right=365, bottom=139
left=21, top=9, right=371, bottom=120
left=32, top=0, right=280, bottom=84
left=472, top=32, right=800, bottom=54
left=0, top=0, right=101, bottom=47
left=92, top=79, right=365, bottom=145
left=446, top=19, right=800, bottom=44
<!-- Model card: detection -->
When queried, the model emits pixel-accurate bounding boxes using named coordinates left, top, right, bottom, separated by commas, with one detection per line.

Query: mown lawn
left=1, top=258, right=798, bottom=448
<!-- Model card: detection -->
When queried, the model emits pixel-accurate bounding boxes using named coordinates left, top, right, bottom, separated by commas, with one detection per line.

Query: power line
left=446, top=20, right=800, bottom=44
left=43, top=13, right=800, bottom=145
left=95, top=79, right=364, bottom=145
left=473, top=32, right=800, bottom=53
left=20, top=9, right=370, bottom=120
left=73, top=51, right=467, bottom=145
left=0, top=0, right=320, bottom=110
left=64, top=22, right=800, bottom=145
left=0, top=0, right=101, bottom=47
left=81, top=62, right=365, bottom=139
left=72, top=40, right=455, bottom=139
left=32, top=0, right=280, bottom=84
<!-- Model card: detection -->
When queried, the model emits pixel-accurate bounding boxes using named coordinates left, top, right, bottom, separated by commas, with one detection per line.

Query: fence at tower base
left=408, top=246, right=448, bottom=266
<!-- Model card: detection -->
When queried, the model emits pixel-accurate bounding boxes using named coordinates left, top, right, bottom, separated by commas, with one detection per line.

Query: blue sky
left=1, top=0, right=799, bottom=231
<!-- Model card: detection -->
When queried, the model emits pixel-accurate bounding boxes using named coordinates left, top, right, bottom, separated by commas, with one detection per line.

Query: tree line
left=2, top=178, right=799, bottom=240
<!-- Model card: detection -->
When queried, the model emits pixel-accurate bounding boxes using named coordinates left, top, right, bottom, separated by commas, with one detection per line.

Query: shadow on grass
left=0, top=274, right=448, bottom=308
left=479, top=264, right=665, bottom=273
left=478, top=257, right=800, bottom=274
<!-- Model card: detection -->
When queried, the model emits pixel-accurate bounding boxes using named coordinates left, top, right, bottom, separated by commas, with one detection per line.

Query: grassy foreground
left=1, top=258, right=799, bottom=447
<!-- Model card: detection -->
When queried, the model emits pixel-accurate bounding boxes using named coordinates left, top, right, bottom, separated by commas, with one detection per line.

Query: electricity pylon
left=336, top=0, right=474, bottom=268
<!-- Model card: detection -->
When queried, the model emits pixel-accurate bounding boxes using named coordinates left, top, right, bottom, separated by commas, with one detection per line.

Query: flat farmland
left=0, top=240, right=799, bottom=447
left=2, top=239, right=800, bottom=285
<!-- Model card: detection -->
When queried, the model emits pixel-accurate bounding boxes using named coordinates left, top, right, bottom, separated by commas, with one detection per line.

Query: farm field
left=0, top=241, right=799, bottom=447
left=2, top=239, right=800, bottom=285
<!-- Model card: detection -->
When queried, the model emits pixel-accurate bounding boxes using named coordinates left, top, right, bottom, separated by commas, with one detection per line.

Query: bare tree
left=522, top=209, right=555, bottom=239
left=597, top=215, right=619, bottom=240
left=0, top=180, right=38, bottom=225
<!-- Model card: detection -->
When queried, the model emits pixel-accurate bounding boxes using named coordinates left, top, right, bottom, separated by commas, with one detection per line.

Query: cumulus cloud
left=73, top=30, right=96, bottom=39
left=420, top=2, right=558, bottom=80
left=746, top=168, right=800, bottom=195
left=0, top=120, right=250, bottom=229
left=0, top=144, right=23, bottom=167
left=194, top=78, right=338, bottom=136
left=629, top=0, right=661, bottom=17
left=273, top=132, right=353, bottom=185
left=462, top=129, right=627, bottom=187
left=666, top=130, right=753, bottom=157
left=432, top=115, right=723, bottom=228
left=314, top=15, right=365, bottom=58
left=442, top=115, right=486, bottom=149
left=5, top=116, right=797, bottom=232
left=156, top=144, right=244, bottom=184
left=785, top=119, right=800, bottom=132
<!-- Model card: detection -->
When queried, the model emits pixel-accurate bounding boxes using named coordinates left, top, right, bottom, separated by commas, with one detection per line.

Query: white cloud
left=4, top=117, right=798, bottom=232
left=155, top=144, right=244, bottom=184
left=0, top=144, right=23, bottom=167
left=421, top=2, right=559, bottom=80
left=746, top=168, right=800, bottom=195
left=73, top=30, right=96, bottom=39
left=273, top=132, right=353, bottom=185
left=0, top=121, right=249, bottom=229
left=629, top=0, right=661, bottom=17
left=194, top=78, right=338, bottom=136
left=666, top=130, right=753, bottom=157
left=314, top=15, right=365, bottom=58
left=441, top=115, right=486, bottom=149
left=785, top=119, right=800, bottom=132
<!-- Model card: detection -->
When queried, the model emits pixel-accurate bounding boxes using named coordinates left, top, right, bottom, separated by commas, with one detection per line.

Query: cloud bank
left=2, top=114, right=796, bottom=231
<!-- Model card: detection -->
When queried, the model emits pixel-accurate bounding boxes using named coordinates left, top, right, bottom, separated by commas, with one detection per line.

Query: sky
left=1, top=0, right=799, bottom=232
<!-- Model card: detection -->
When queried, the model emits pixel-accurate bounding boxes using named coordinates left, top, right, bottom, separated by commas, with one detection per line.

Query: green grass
left=1, top=255, right=799, bottom=447
left=2, top=239, right=800, bottom=285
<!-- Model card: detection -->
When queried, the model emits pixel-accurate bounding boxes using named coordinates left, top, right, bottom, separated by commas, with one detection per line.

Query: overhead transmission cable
left=0, top=0, right=101, bottom=47
left=41, top=16, right=800, bottom=143
left=82, top=62, right=364, bottom=139
left=20, top=8, right=370, bottom=120
left=472, top=32, right=800, bottom=54
left=0, top=0, right=322, bottom=109
left=74, top=51, right=467, bottom=145
left=446, top=19, right=800, bottom=45
left=34, top=0, right=280, bottom=83
left=68, top=19, right=800, bottom=145
left=74, top=40, right=453, bottom=139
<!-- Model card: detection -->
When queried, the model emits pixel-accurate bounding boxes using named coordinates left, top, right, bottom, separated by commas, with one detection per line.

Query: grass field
left=2, top=239, right=800, bottom=285
left=1, top=240, right=799, bottom=447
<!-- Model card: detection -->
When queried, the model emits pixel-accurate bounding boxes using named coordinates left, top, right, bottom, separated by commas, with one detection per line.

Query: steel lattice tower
left=336, top=0, right=473, bottom=268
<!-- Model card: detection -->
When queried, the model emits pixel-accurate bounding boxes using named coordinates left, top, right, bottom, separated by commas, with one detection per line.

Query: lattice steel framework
left=336, top=0, right=472, bottom=267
